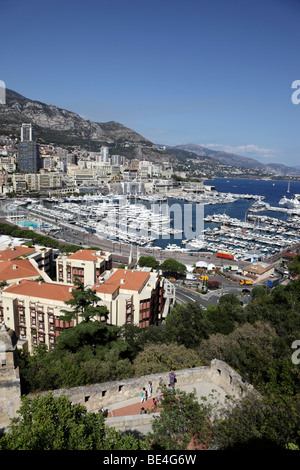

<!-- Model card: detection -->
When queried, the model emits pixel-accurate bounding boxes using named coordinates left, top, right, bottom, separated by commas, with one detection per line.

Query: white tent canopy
left=185, top=264, right=194, bottom=272
left=196, top=261, right=208, bottom=269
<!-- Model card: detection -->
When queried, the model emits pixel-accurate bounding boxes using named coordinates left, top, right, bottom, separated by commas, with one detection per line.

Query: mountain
left=0, top=90, right=299, bottom=178
left=0, top=89, right=175, bottom=163
left=172, top=143, right=300, bottom=177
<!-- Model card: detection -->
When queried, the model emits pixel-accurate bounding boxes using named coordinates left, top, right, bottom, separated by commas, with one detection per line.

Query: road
left=4, top=203, right=246, bottom=266
left=173, top=282, right=252, bottom=310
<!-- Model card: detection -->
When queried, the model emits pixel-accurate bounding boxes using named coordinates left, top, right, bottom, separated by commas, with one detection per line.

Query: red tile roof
left=0, top=260, right=40, bottom=281
left=67, top=249, right=103, bottom=262
left=93, top=269, right=150, bottom=295
left=3, top=279, right=74, bottom=302
left=0, top=246, right=35, bottom=261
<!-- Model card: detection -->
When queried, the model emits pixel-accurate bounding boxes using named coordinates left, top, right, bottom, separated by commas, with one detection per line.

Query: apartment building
left=0, top=155, right=17, bottom=173
left=56, top=249, right=112, bottom=286
left=0, top=245, right=45, bottom=285
left=0, top=244, right=56, bottom=278
left=0, top=245, right=36, bottom=261
left=0, top=260, right=41, bottom=285
left=17, top=141, right=42, bottom=174
left=93, top=268, right=165, bottom=328
left=0, top=267, right=164, bottom=352
left=12, top=173, right=62, bottom=192
left=0, top=280, right=75, bottom=352
left=67, top=166, right=97, bottom=185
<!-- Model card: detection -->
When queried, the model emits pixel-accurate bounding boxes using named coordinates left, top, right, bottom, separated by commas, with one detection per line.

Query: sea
left=151, top=178, right=300, bottom=249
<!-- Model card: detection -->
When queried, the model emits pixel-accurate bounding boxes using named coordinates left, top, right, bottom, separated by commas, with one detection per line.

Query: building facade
left=17, top=141, right=42, bottom=174
left=56, top=249, right=112, bottom=286
left=0, top=267, right=164, bottom=353
left=0, top=280, right=75, bottom=353
left=93, top=268, right=165, bottom=328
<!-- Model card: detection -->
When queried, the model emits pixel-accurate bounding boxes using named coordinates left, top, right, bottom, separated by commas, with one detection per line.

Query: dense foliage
left=159, top=258, right=187, bottom=276
left=149, top=386, right=213, bottom=450
left=138, top=255, right=160, bottom=269
left=10, top=274, right=300, bottom=449
left=0, top=222, right=81, bottom=253
left=0, top=393, right=150, bottom=450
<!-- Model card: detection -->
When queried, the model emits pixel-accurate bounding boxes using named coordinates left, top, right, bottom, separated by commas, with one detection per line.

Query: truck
left=239, top=279, right=254, bottom=285
left=186, top=273, right=197, bottom=281
left=267, top=278, right=280, bottom=287
left=217, top=252, right=235, bottom=260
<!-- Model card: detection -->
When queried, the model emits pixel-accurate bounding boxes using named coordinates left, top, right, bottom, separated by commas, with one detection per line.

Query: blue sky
left=1, top=0, right=300, bottom=166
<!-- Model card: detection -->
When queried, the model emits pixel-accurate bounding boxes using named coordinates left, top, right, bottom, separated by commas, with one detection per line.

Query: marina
left=5, top=178, right=300, bottom=261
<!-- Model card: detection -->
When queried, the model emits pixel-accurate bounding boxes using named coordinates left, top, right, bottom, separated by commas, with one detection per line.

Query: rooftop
left=3, top=279, right=74, bottom=302
left=243, top=263, right=274, bottom=275
left=0, top=260, right=40, bottom=281
left=0, top=245, right=35, bottom=261
left=93, top=269, right=150, bottom=295
left=67, top=249, right=104, bottom=262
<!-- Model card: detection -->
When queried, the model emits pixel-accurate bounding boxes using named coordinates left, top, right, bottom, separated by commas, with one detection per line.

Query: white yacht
left=279, top=194, right=300, bottom=208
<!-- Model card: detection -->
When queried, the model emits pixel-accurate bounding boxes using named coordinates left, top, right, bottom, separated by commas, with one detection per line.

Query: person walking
left=151, top=397, right=157, bottom=410
left=156, top=377, right=165, bottom=403
left=147, top=380, right=152, bottom=398
left=169, top=370, right=176, bottom=389
left=141, top=387, right=146, bottom=403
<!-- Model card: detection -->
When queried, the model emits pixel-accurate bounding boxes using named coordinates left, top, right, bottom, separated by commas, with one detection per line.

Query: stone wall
left=0, top=379, right=21, bottom=432
left=28, top=359, right=257, bottom=413
left=0, top=324, right=21, bottom=433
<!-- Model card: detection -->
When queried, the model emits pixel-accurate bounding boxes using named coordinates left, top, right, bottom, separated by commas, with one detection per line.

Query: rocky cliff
left=0, top=89, right=175, bottom=163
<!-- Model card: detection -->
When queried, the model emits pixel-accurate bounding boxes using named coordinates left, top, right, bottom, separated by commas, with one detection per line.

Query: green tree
left=0, top=393, right=150, bottom=450
left=160, top=258, right=186, bottom=277
left=165, top=302, right=211, bottom=349
left=205, top=293, right=246, bottom=335
left=213, top=392, right=300, bottom=450
left=138, top=256, right=160, bottom=270
left=198, top=321, right=278, bottom=388
left=290, top=254, right=300, bottom=276
left=148, top=387, right=213, bottom=450
left=133, top=343, right=202, bottom=376
left=60, top=278, right=108, bottom=323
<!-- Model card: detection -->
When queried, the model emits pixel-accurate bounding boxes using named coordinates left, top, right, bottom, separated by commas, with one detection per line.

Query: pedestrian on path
left=151, top=397, right=157, bottom=410
left=156, top=377, right=165, bottom=403
left=169, top=370, right=176, bottom=388
left=147, top=380, right=152, bottom=398
left=141, top=387, right=147, bottom=403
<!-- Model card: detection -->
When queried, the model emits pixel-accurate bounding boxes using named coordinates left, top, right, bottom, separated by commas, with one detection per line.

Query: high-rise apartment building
left=20, top=123, right=34, bottom=142
left=96, top=146, right=110, bottom=163
left=17, top=141, right=41, bottom=173
left=111, top=154, right=126, bottom=166
left=17, top=124, right=41, bottom=173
